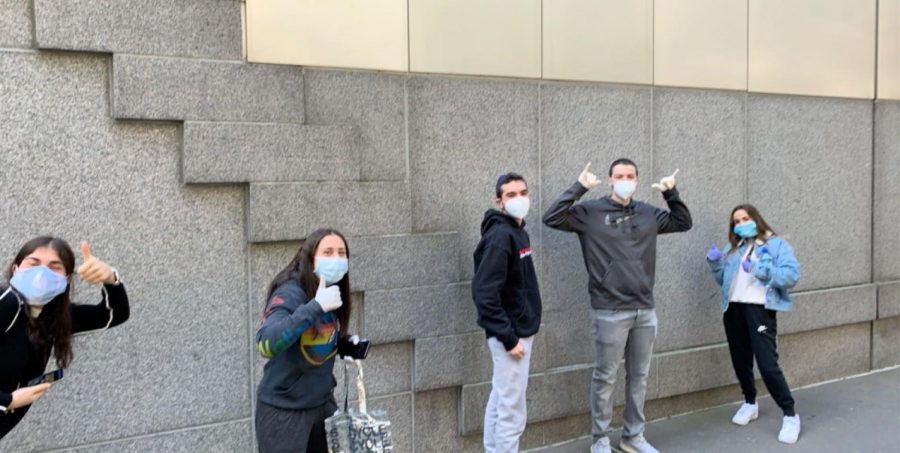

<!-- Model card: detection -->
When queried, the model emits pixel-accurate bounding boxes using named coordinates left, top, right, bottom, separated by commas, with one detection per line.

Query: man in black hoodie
left=543, top=159, right=691, bottom=453
left=472, top=173, right=542, bottom=453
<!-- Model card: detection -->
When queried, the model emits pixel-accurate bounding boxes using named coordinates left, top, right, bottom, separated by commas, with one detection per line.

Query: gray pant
left=590, top=308, right=657, bottom=442
left=484, top=336, right=534, bottom=453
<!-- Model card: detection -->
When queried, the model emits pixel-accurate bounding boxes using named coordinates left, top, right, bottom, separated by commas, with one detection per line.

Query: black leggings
left=723, top=303, right=796, bottom=416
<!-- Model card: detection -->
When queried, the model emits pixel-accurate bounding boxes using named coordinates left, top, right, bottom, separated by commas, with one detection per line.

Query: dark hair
left=5, top=236, right=75, bottom=368
left=495, top=173, right=527, bottom=198
left=727, top=204, right=776, bottom=257
left=608, top=158, right=639, bottom=177
left=267, top=228, right=351, bottom=339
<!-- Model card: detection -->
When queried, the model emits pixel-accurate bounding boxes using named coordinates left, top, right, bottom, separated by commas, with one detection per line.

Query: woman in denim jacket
left=707, top=204, right=802, bottom=445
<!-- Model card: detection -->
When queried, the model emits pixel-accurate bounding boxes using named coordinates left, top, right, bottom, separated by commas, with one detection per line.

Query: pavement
left=532, top=367, right=900, bottom=453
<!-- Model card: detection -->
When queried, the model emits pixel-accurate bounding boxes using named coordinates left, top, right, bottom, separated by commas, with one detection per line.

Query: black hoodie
left=472, top=209, right=542, bottom=351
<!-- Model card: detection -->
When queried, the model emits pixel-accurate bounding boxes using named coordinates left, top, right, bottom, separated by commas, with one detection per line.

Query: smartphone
left=27, top=369, right=64, bottom=386
left=338, top=338, right=370, bottom=360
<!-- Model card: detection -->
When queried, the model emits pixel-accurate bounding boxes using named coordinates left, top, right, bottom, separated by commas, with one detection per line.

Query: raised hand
left=707, top=244, right=723, bottom=262
left=77, top=241, right=116, bottom=285
left=313, top=276, right=342, bottom=313
left=651, top=169, right=679, bottom=192
left=578, top=162, right=601, bottom=190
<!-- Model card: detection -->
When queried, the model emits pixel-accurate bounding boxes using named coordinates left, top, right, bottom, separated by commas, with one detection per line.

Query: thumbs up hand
left=651, top=169, right=679, bottom=192
left=76, top=241, right=116, bottom=285
left=313, top=277, right=342, bottom=313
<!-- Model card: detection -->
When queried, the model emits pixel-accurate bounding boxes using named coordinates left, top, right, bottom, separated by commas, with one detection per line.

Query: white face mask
left=612, top=180, right=637, bottom=200
left=503, top=196, right=530, bottom=219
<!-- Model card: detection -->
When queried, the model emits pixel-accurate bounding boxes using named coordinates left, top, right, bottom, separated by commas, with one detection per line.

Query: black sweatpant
left=255, top=398, right=337, bottom=453
left=723, top=302, right=795, bottom=416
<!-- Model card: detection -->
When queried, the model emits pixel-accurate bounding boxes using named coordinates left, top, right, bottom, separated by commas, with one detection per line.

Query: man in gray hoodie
left=543, top=159, right=691, bottom=453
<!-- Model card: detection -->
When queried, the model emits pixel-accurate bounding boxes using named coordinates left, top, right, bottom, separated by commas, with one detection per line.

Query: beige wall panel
left=408, top=0, right=541, bottom=78
left=543, top=0, right=653, bottom=84
left=749, top=0, right=876, bottom=99
left=246, top=0, right=408, bottom=71
left=879, top=0, right=900, bottom=100
left=654, top=0, right=747, bottom=90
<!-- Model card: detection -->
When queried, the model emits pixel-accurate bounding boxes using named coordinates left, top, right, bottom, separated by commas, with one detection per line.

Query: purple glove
left=706, top=244, right=723, bottom=261
left=742, top=255, right=752, bottom=272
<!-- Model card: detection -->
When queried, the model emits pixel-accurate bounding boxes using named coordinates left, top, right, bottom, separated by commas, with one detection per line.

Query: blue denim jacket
left=707, top=235, right=801, bottom=312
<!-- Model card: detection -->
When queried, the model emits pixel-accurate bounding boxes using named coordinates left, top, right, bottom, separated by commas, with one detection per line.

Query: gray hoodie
left=543, top=182, right=692, bottom=310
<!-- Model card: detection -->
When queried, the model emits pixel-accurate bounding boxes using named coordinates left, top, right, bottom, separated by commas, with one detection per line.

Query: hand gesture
left=77, top=241, right=116, bottom=285
left=508, top=340, right=525, bottom=360
left=706, top=244, right=723, bottom=262
left=651, top=169, right=679, bottom=192
left=313, top=277, right=342, bottom=312
left=578, top=163, right=601, bottom=190
left=10, top=383, right=51, bottom=410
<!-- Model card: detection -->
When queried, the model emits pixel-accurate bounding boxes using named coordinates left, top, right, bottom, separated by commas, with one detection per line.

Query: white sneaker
left=619, top=434, right=660, bottom=453
left=778, top=414, right=801, bottom=444
left=591, top=436, right=611, bottom=453
left=731, top=402, right=759, bottom=426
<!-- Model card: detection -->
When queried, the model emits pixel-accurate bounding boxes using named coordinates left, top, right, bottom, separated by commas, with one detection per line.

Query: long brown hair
left=267, top=228, right=351, bottom=338
left=727, top=204, right=776, bottom=257
left=5, top=236, right=75, bottom=368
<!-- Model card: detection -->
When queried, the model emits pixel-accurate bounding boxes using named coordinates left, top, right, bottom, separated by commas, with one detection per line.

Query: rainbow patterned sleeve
left=256, top=294, right=321, bottom=359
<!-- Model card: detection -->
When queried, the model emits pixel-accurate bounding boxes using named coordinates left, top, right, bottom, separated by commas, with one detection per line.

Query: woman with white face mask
left=255, top=228, right=360, bottom=453
left=0, top=236, right=128, bottom=438
left=706, top=205, right=802, bottom=444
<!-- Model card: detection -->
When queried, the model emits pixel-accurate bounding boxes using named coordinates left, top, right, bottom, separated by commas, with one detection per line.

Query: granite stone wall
left=1, top=1, right=896, bottom=451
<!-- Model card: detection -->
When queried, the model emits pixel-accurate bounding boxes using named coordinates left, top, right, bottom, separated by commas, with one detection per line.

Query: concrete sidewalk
left=535, top=367, right=900, bottom=453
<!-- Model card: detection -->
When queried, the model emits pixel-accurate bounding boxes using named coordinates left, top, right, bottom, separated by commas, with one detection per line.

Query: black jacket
left=472, top=209, right=542, bottom=351
left=543, top=182, right=692, bottom=310
left=0, top=283, right=129, bottom=439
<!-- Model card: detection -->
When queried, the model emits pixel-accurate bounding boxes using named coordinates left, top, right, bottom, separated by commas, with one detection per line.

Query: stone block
left=413, top=388, right=483, bottom=452
left=414, top=331, right=492, bottom=391
left=779, top=322, right=872, bottom=386
left=247, top=181, right=411, bottom=242
left=112, top=54, right=304, bottom=122
left=0, top=51, right=249, bottom=450
left=67, top=420, right=253, bottom=452
left=415, top=328, right=554, bottom=391
left=652, top=88, right=746, bottom=352
left=366, top=393, right=413, bottom=453
left=780, top=284, right=877, bottom=334
left=878, top=281, right=900, bottom=318
left=539, top=305, right=594, bottom=369
left=539, top=83, right=651, bottom=312
left=875, top=101, right=900, bottom=280
left=0, top=0, right=32, bottom=47
left=872, top=316, right=900, bottom=369
left=334, top=341, right=412, bottom=402
left=182, top=122, right=358, bottom=183
left=304, top=69, right=407, bottom=181
left=352, top=232, right=460, bottom=291
left=408, top=76, right=540, bottom=281
left=34, top=0, right=241, bottom=59
left=657, top=345, right=736, bottom=398
left=748, top=95, right=872, bottom=291
left=363, top=282, right=478, bottom=344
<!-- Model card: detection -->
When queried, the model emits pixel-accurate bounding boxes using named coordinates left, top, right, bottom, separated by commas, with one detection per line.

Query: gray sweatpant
left=590, top=308, right=657, bottom=442
left=484, top=336, right=534, bottom=453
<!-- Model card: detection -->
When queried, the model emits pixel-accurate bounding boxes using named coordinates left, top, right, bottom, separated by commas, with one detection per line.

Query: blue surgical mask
left=734, top=221, right=758, bottom=239
left=10, top=265, right=69, bottom=306
left=503, top=196, right=530, bottom=220
left=612, top=181, right=636, bottom=200
left=314, top=257, right=349, bottom=285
